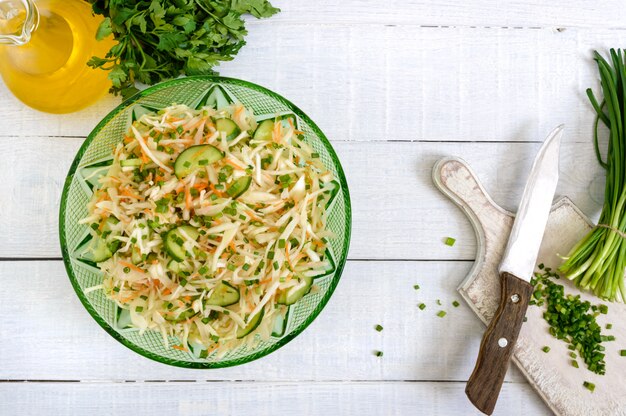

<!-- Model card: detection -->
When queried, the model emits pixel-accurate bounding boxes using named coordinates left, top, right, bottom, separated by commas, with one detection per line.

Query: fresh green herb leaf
left=374, top=324, right=383, bottom=332
left=87, top=0, right=280, bottom=98
left=444, top=237, right=456, bottom=246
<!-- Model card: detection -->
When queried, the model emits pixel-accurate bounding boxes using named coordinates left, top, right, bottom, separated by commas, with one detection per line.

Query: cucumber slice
left=236, top=308, right=265, bottom=339
left=215, top=118, right=241, bottom=141
left=120, top=158, right=143, bottom=167
left=277, top=275, right=313, bottom=305
left=164, top=225, right=200, bottom=262
left=174, top=144, right=224, bottom=178
left=271, top=307, right=290, bottom=337
left=116, top=308, right=132, bottom=329
left=131, top=246, right=142, bottom=265
left=78, top=235, right=113, bottom=263
left=167, top=259, right=191, bottom=275
left=226, top=176, right=252, bottom=199
left=205, top=281, right=240, bottom=307
left=165, top=307, right=198, bottom=322
left=253, top=119, right=274, bottom=141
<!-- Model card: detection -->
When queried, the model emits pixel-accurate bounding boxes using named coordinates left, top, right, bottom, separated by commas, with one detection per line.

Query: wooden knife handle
left=465, top=271, right=534, bottom=415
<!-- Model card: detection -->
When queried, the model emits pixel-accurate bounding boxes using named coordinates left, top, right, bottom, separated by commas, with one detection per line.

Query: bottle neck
left=0, top=0, right=39, bottom=46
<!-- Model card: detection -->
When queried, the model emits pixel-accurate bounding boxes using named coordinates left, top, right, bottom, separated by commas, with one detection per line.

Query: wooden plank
left=0, top=260, right=528, bottom=382
left=0, top=381, right=549, bottom=416
left=0, top=138, right=602, bottom=259
left=264, top=0, right=626, bottom=28
left=2, top=26, right=624, bottom=141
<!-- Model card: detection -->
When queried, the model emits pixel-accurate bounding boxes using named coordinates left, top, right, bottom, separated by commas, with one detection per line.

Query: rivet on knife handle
left=465, top=272, right=533, bottom=415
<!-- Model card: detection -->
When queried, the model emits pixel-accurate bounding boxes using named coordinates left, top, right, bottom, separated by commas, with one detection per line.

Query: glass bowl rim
left=58, top=75, right=352, bottom=369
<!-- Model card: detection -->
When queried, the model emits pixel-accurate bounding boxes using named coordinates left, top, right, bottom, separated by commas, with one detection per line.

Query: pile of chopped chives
left=531, top=265, right=614, bottom=375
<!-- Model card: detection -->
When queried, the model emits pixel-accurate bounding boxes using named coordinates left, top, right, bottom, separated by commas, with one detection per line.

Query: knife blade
left=465, top=125, right=564, bottom=415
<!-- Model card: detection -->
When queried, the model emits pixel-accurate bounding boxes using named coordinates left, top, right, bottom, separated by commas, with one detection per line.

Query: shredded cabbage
left=82, top=103, right=335, bottom=357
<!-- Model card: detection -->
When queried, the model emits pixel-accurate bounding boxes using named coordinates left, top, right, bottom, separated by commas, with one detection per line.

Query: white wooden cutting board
left=433, top=157, right=626, bottom=416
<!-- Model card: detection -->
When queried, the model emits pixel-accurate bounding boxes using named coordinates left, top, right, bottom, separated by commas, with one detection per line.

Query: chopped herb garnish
left=621, top=350, right=626, bottom=357
left=606, top=323, right=613, bottom=330
left=445, top=237, right=456, bottom=246
left=452, top=300, right=460, bottom=307
left=374, top=324, right=383, bottom=332
left=278, top=239, right=286, bottom=249
left=572, top=360, right=579, bottom=368
left=413, top=284, right=420, bottom=290
left=542, top=346, right=551, bottom=353
left=123, top=267, right=131, bottom=273
left=418, top=303, right=426, bottom=310
left=242, top=263, right=251, bottom=271
left=531, top=268, right=611, bottom=375
left=136, top=306, right=143, bottom=312
left=437, top=310, right=446, bottom=318
left=583, top=381, right=595, bottom=393
left=374, top=350, right=383, bottom=357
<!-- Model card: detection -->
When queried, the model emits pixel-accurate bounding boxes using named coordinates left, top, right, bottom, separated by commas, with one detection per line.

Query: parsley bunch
left=87, top=0, right=280, bottom=98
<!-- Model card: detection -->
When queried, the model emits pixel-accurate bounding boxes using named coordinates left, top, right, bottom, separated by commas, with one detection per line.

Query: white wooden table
left=1, top=1, right=625, bottom=414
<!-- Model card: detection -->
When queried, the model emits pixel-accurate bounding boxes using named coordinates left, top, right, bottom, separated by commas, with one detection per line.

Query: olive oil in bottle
left=0, top=0, right=115, bottom=113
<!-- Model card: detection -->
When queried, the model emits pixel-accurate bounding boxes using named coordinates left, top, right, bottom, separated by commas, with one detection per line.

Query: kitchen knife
left=465, top=125, right=564, bottom=415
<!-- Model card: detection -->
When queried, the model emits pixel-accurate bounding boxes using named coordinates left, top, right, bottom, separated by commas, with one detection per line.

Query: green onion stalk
left=559, top=49, right=626, bottom=302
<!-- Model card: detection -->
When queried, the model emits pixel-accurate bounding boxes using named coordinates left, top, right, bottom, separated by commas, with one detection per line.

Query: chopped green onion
left=572, top=360, right=579, bottom=368
left=413, top=284, right=420, bottom=290
left=418, top=303, right=426, bottom=310
left=542, top=346, right=551, bottom=353
left=444, top=237, right=456, bottom=246
left=583, top=381, right=595, bottom=393
left=374, top=324, right=383, bottom=332
left=606, top=323, right=613, bottom=330
left=437, top=310, right=446, bottom=318
left=621, top=350, right=626, bottom=356
left=452, top=300, right=460, bottom=307
left=374, top=350, right=383, bottom=357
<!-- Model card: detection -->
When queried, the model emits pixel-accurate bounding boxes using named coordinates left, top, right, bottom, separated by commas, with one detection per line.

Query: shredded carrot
left=162, top=288, right=172, bottom=296
left=272, top=120, right=283, bottom=143
left=119, top=261, right=146, bottom=274
left=209, top=183, right=225, bottom=198
left=229, top=241, right=237, bottom=252
left=183, top=296, right=191, bottom=302
left=193, top=182, right=208, bottom=191
left=285, top=244, right=295, bottom=270
left=184, top=185, right=192, bottom=210
left=172, top=344, right=188, bottom=351
left=224, top=158, right=245, bottom=170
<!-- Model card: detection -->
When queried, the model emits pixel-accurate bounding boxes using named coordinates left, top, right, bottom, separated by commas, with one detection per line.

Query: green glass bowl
left=59, top=76, right=351, bottom=368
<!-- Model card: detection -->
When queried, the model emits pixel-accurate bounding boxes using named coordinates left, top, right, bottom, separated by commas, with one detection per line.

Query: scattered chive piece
left=444, top=237, right=456, bottom=246
left=374, top=350, right=383, bottom=357
left=418, top=303, right=426, bottom=310
left=606, top=324, right=613, bottom=330
left=583, top=381, right=595, bottom=393
left=437, top=310, right=446, bottom=318
left=135, top=306, right=143, bottom=312
left=436, top=299, right=442, bottom=306
left=572, top=360, right=579, bottom=368
left=452, top=300, right=460, bottom=307
left=413, top=284, right=420, bottom=290
left=599, top=304, right=608, bottom=314
left=375, top=324, right=383, bottom=332
left=523, top=316, right=528, bottom=322
left=570, top=352, right=577, bottom=359
left=123, top=267, right=131, bottom=273
left=542, top=346, right=551, bottom=353
left=621, top=350, right=626, bottom=356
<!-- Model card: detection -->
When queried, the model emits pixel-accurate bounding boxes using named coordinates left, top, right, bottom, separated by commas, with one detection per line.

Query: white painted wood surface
left=435, top=158, right=626, bottom=416
left=0, top=0, right=619, bottom=414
